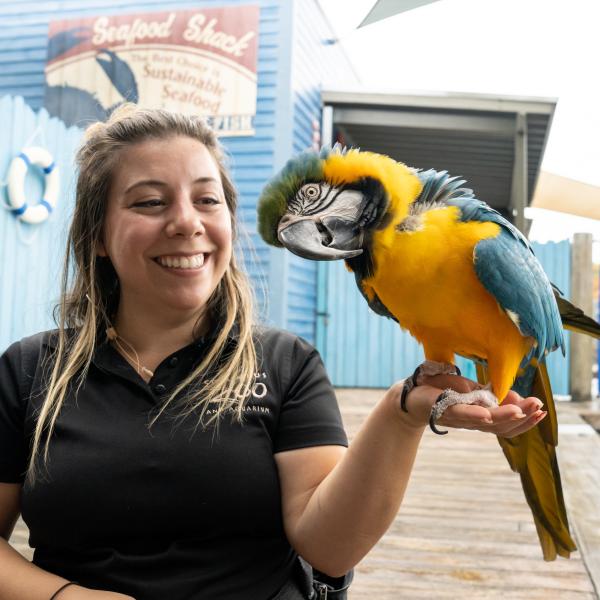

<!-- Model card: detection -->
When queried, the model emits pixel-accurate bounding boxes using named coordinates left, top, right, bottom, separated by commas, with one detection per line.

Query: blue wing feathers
left=475, top=232, right=564, bottom=357
left=416, top=169, right=564, bottom=362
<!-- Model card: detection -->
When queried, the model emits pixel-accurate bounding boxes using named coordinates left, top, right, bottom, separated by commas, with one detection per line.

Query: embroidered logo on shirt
left=204, top=372, right=271, bottom=416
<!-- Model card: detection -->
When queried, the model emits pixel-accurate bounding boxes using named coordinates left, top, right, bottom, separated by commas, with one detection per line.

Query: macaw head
left=257, top=146, right=422, bottom=262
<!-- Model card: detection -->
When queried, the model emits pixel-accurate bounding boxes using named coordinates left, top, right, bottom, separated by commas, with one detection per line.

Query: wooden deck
left=8, top=392, right=600, bottom=599
left=338, top=389, right=599, bottom=599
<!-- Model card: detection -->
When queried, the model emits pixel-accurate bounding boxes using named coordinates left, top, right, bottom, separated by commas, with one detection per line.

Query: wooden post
left=570, top=233, right=594, bottom=402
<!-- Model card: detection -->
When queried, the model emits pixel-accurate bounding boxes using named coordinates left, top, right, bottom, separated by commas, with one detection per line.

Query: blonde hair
left=28, top=105, right=257, bottom=484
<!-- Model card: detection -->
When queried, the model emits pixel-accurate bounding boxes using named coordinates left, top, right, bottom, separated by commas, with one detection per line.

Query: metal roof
left=321, top=89, right=557, bottom=233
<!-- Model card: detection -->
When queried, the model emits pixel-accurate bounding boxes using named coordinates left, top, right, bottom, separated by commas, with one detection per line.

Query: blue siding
left=0, top=96, right=83, bottom=350
left=0, top=0, right=361, bottom=352
left=0, top=0, right=289, bottom=348
left=317, top=241, right=572, bottom=394
left=282, top=0, right=358, bottom=343
left=531, top=240, right=571, bottom=395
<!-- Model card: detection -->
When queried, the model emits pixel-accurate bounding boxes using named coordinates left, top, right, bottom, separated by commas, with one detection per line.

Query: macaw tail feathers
left=555, top=294, right=600, bottom=339
left=475, top=362, right=577, bottom=560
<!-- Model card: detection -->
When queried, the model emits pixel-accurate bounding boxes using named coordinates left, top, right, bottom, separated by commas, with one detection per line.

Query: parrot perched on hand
left=257, top=145, right=600, bottom=561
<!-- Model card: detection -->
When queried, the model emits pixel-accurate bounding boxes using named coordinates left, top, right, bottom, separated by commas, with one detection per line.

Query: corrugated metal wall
left=317, top=240, right=572, bottom=394
left=0, top=0, right=351, bottom=349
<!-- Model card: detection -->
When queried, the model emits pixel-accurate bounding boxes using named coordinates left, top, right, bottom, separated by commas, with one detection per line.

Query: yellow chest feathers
left=363, top=205, right=501, bottom=327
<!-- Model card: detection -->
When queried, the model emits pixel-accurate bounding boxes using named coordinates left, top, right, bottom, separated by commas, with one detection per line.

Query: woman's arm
left=0, top=483, right=134, bottom=600
left=275, top=376, right=545, bottom=576
left=0, top=538, right=136, bottom=600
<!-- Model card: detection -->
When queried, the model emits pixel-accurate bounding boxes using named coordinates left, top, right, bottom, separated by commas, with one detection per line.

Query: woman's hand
left=389, top=373, right=546, bottom=438
left=60, top=585, right=136, bottom=600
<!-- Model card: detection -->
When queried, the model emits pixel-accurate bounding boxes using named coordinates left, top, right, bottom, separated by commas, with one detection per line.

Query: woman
left=0, top=106, right=546, bottom=600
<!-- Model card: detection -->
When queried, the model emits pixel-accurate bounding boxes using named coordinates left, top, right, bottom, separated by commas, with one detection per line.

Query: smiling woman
left=0, top=105, right=548, bottom=600
left=98, top=136, right=233, bottom=319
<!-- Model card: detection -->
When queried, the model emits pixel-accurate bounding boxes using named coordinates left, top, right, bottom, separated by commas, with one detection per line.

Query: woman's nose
left=165, top=199, right=205, bottom=238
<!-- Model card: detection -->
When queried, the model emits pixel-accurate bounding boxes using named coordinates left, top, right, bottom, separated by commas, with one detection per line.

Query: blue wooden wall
left=0, top=96, right=83, bottom=350
left=0, top=0, right=285, bottom=349
left=0, top=0, right=357, bottom=350
left=264, top=0, right=358, bottom=343
left=531, top=240, right=571, bottom=395
left=281, top=0, right=359, bottom=343
left=316, top=240, right=572, bottom=394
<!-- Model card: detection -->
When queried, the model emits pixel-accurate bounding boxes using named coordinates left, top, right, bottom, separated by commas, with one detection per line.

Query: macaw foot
left=400, top=360, right=462, bottom=413
left=429, top=387, right=498, bottom=435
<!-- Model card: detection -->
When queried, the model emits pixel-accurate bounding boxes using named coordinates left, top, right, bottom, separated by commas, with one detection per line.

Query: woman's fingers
left=399, top=372, right=547, bottom=436
left=501, top=410, right=547, bottom=438
left=437, top=403, right=493, bottom=428
left=437, top=393, right=547, bottom=437
left=502, top=390, right=544, bottom=412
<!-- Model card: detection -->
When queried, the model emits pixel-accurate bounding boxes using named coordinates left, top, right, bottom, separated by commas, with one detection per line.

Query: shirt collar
left=42, top=319, right=240, bottom=351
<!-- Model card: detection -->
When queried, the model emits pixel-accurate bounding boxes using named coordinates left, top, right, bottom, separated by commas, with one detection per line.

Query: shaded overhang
left=321, top=89, right=557, bottom=233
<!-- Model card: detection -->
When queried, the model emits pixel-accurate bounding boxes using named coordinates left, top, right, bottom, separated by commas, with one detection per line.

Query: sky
left=316, top=0, right=600, bottom=249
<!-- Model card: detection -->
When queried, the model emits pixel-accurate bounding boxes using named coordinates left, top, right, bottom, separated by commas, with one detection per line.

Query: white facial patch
left=291, top=183, right=365, bottom=220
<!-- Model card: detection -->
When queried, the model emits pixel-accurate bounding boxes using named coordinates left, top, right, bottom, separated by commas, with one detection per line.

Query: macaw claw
left=429, top=387, right=498, bottom=435
left=400, top=366, right=422, bottom=412
left=400, top=360, right=463, bottom=413
left=430, top=392, right=452, bottom=435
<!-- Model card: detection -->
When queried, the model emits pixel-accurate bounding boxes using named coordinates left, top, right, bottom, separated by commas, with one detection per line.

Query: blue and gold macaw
left=257, top=146, right=600, bottom=561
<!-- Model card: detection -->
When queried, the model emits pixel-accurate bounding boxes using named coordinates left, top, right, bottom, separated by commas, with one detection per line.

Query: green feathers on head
left=257, top=150, right=326, bottom=247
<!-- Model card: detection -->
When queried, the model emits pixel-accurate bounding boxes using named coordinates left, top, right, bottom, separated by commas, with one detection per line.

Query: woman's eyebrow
left=124, top=177, right=219, bottom=194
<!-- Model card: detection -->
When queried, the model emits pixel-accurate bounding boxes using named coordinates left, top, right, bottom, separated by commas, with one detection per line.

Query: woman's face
left=98, top=135, right=233, bottom=319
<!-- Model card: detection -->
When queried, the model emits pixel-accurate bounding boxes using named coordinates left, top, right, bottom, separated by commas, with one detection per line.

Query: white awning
left=359, top=0, right=443, bottom=27
left=532, top=171, right=600, bottom=221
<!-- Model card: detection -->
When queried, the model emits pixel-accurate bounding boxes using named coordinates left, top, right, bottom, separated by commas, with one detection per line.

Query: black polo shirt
left=0, top=327, right=347, bottom=600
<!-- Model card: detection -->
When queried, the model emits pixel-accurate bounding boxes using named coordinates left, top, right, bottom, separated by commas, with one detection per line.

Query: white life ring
left=7, top=147, right=60, bottom=224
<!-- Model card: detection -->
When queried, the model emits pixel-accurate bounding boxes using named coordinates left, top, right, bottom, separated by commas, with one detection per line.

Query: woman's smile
left=153, top=253, right=210, bottom=273
left=154, top=252, right=207, bottom=268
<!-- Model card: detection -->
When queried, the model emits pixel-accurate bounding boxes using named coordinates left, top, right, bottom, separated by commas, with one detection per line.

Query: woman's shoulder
left=4, top=329, right=57, bottom=356
left=253, top=325, right=315, bottom=353
left=0, top=330, right=59, bottom=401
left=252, top=326, right=320, bottom=375
left=1, top=329, right=59, bottom=371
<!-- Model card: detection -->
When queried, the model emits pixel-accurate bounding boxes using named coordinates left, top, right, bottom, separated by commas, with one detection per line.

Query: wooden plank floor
left=8, top=392, right=599, bottom=599
left=338, top=388, right=598, bottom=600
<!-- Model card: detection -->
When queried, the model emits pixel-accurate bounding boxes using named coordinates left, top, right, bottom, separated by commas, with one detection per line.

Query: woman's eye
left=133, top=199, right=163, bottom=208
left=197, top=197, right=220, bottom=205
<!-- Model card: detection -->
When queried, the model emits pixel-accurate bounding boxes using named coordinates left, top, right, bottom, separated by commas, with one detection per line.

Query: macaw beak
left=277, top=215, right=363, bottom=261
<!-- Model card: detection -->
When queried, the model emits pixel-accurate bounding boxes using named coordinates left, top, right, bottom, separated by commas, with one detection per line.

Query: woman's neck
left=112, top=302, right=209, bottom=358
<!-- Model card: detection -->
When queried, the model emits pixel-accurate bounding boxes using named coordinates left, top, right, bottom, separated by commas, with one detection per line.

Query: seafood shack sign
left=44, top=6, right=259, bottom=135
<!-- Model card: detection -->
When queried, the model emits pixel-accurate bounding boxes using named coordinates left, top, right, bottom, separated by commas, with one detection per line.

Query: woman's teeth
left=156, top=254, right=205, bottom=269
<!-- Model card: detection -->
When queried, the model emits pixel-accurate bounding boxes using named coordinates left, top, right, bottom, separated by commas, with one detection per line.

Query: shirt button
left=168, top=357, right=179, bottom=368
left=154, top=384, right=167, bottom=394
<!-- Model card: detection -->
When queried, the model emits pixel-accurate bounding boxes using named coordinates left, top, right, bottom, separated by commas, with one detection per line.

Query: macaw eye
left=303, top=184, right=320, bottom=199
